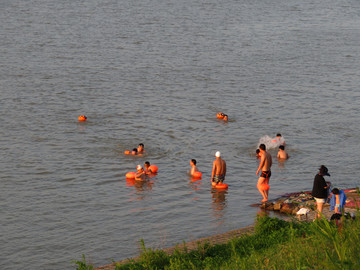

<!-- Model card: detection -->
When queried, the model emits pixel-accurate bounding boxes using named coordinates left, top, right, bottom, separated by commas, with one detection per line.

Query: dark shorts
left=212, top=175, right=225, bottom=184
left=261, top=170, right=271, bottom=180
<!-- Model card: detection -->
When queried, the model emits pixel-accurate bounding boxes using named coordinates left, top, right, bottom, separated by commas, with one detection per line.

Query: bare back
left=213, top=158, right=226, bottom=176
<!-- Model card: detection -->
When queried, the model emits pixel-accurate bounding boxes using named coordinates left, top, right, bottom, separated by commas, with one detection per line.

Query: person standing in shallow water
left=211, top=151, right=226, bottom=187
left=256, top=144, right=272, bottom=202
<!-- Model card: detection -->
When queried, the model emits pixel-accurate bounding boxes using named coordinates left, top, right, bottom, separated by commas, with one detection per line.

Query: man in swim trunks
left=256, top=144, right=272, bottom=202
left=211, top=151, right=226, bottom=187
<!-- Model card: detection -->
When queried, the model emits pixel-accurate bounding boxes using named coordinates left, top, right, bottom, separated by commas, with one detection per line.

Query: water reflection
left=188, top=177, right=202, bottom=190
left=126, top=178, right=154, bottom=201
left=210, top=189, right=227, bottom=222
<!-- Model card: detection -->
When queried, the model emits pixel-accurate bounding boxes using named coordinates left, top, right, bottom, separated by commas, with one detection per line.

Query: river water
left=0, top=0, right=359, bottom=269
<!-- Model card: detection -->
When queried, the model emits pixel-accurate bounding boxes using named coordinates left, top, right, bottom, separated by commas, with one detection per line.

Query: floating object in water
left=192, top=171, right=202, bottom=178
left=125, top=172, right=136, bottom=178
left=78, top=115, right=87, bottom=121
left=259, top=183, right=270, bottom=191
left=217, top=112, right=224, bottom=119
left=214, top=183, right=228, bottom=189
left=124, top=150, right=131, bottom=155
left=149, top=165, right=158, bottom=173
left=223, top=114, right=228, bottom=121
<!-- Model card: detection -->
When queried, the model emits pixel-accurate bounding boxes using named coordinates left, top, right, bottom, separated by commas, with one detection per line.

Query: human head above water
left=136, top=164, right=143, bottom=170
left=259, top=144, right=266, bottom=151
left=319, top=165, right=330, bottom=176
left=144, top=161, right=150, bottom=168
left=132, top=148, right=138, bottom=154
left=276, top=133, right=282, bottom=137
left=256, top=149, right=260, bottom=154
left=191, top=159, right=197, bottom=165
left=279, top=145, right=285, bottom=150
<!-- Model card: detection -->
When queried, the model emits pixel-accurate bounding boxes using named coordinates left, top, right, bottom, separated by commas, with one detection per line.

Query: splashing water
left=258, top=135, right=286, bottom=150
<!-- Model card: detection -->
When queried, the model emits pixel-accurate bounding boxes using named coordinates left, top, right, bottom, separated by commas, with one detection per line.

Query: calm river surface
left=1, top=0, right=359, bottom=269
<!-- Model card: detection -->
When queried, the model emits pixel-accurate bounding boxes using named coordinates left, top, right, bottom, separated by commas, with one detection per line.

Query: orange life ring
left=149, top=165, right=158, bottom=173
left=125, top=172, right=136, bottom=178
left=215, top=183, right=228, bottom=189
left=78, top=115, right=87, bottom=121
left=192, top=171, right=202, bottom=178
left=259, top=183, right=270, bottom=191
left=124, top=150, right=131, bottom=155
left=217, top=112, right=224, bottom=119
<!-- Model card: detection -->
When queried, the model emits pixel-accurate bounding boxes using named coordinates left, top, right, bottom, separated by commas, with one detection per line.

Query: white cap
left=137, top=165, right=142, bottom=170
left=215, top=151, right=221, bottom=157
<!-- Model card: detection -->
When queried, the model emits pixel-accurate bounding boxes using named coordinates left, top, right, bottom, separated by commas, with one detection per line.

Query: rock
left=280, top=203, right=295, bottom=214
left=273, top=203, right=282, bottom=211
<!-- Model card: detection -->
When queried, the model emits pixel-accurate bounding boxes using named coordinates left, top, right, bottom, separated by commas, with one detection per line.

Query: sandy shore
left=95, top=189, right=359, bottom=270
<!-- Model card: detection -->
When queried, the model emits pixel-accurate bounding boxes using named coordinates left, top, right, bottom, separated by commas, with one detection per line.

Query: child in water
left=189, top=159, right=198, bottom=176
left=144, top=161, right=152, bottom=175
left=277, top=145, right=289, bottom=159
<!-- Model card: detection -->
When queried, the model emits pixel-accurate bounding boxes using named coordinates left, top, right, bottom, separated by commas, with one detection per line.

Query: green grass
left=110, top=212, right=359, bottom=270
left=74, top=198, right=360, bottom=270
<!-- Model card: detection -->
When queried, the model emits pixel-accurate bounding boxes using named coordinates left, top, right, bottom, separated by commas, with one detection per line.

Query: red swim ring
left=215, top=183, right=228, bottom=189
left=259, top=183, right=270, bottom=191
left=125, top=172, right=136, bottom=178
left=78, top=115, right=87, bottom=121
left=217, top=112, right=224, bottom=119
left=149, top=165, right=158, bottom=173
left=124, top=150, right=131, bottom=155
left=192, top=171, right=202, bottom=178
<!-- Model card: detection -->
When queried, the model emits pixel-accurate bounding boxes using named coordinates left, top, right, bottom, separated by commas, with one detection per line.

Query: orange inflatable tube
left=214, top=183, right=228, bottom=189
left=259, top=183, right=270, bottom=191
left=149, top=165, right=158, bottom=173
left=125, top=172, right=136, bottom=178
left=217, top=112, right=224, bottom=119
left=192, top=171, right=202, bottom=178
left=78, top=115, right=87, bottom=121
left=124, top=150, right=131, bottom=155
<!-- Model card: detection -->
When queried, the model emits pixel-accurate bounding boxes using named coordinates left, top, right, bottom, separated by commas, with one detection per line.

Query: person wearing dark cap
left=311, top=165, right=331, bottom=219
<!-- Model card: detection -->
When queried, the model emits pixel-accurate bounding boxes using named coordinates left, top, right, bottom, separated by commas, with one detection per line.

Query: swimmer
left=131, top=148, right=138, bottom=155
left=189, top=159, right=198, bottom=176
left=223, top=114, right=228, bottom=121
left=277, top=145, right=289, bottom=160
left=211, top=151, right=226, bottom=187
left=275, top=133, right=286, bottom=146
left=137, top=143, right=145, bottom=154
left=256, top=144, right=272, bottom=202
left=144, top=161, right=152, bottom=175
left=135, top=165, right=146, bottom=181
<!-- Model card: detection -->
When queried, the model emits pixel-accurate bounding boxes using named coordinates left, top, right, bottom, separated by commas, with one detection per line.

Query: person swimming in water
left=256, top=144, right=272, bottom=202
left=131, top=148, right=138, bottom=155
left=144, top=161, right=152, bottom=175
left=277, top=145, right=289, bottom=160
left=189, top=159, right=198, bottom=176
left=211, top=151, right=226, bottom=187
left=135, top=165, right=146, bottom=181
left=137, top=143, right=145, bottom=154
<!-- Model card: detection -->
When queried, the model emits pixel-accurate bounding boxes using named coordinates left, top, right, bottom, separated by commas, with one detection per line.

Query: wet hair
left=332, top=188, right=339, bottom=194
left=145, top=161, right=150, bottom=166
left=256, top=149, right=260, bottom=154
left=279, top=145, right=285, bottom=150
left=259, top=144, right=266, bottom=151
left=191, top=159, right=197, bottom=165
left=276, top=133, right=282, bottom=137
left=132, top=148, right=138, bottom=153
left=138, top=143, right=144, bottom=148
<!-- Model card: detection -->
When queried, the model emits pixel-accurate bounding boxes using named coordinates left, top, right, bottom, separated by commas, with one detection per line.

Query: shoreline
left=94, top=188, right=359, bottom=270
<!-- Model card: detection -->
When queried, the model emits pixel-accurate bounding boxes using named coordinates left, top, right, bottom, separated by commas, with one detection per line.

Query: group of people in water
left=126, top=134, right=291, bottom=202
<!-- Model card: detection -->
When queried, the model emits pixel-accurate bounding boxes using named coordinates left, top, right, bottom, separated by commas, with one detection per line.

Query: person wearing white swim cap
left=211, top=151, right=226, bottom=186
left=135, top=164, right=145, bottom=181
